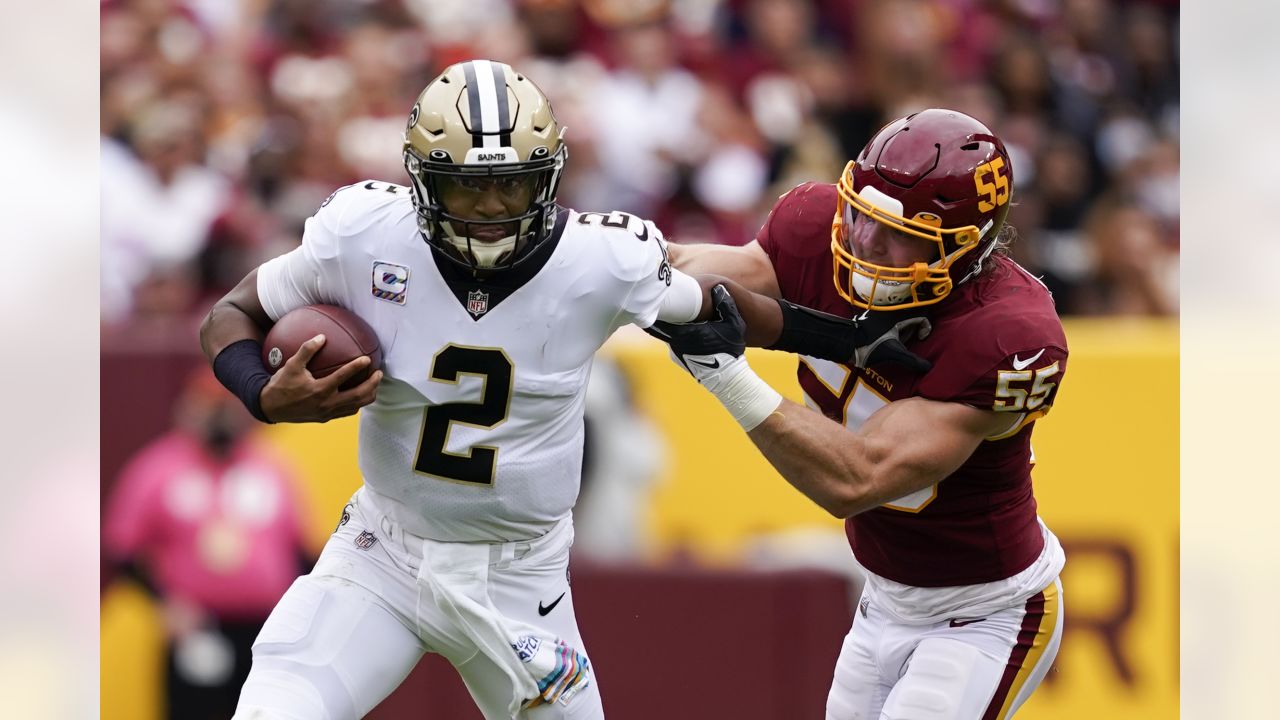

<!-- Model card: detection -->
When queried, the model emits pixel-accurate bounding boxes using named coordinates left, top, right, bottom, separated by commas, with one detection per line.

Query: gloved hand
left=646, top=284, right=748, bottom=391
left=648, top=284, right=932, bottom=376
left=646, top=285, right=785, bottom=430
left=844, top=307, right=932, bottom=372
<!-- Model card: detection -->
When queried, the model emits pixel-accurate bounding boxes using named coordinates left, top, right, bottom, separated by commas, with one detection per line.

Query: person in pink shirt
left=103, top=367, right=311, bottom=720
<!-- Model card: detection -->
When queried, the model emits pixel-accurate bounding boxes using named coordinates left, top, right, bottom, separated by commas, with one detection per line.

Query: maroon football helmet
left=831, top=109, right=1013, bottom=310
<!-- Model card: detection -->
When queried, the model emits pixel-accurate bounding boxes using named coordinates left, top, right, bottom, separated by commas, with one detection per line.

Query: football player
left=199, top=60, right=928, bottom=720
left=657, top=109, right=1068, bottom=719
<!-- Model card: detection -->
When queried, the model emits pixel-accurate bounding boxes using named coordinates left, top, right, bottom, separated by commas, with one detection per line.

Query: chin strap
left=953, top=238, right=1000, bottom=287
left=449, top=232, right=518, bottom=269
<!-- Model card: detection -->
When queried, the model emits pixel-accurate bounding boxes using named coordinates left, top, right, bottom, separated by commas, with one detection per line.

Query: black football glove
left=646, top=284, right=746, bottom=385
left=647, top=284, right=787, bottom=430
left=845, top=307, right=932, bottom=372
left=648, top=285, right=933, bottom=379
left=769, top=299, right=933, bottom=373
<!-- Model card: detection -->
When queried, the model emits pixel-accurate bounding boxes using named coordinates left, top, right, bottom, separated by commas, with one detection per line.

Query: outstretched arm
left=684, top=273, right=786, bottom=347
left=652, top=286, right=1004, bottom=517
left=748, top=396, right=1008, bottom=517
left=663, top=240, right=902, bottom=366
left=662, top=274, right=931, bottom=373
left=667, top=240, right=781, bottom=298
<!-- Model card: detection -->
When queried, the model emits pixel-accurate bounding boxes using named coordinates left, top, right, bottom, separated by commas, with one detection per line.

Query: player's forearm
left=668, top=241, right=781, bottom=297
left=199, top=270, right=273, bottom=361
left=691, top=275, right=784, bottom=347
left=200, top=301, right=265, bottom=361
left=692, top=277, right=897, bottom=366
left=669, top=243, right=734, bottom=280
left=746, top=400, right=885, bottom=518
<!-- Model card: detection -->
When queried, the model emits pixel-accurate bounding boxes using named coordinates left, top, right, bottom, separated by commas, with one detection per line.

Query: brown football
left=262, top=304, right=382, bottom=389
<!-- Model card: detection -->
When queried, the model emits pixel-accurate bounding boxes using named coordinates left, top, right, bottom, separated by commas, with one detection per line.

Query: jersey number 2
left=414, top=345, right=513, bottom=485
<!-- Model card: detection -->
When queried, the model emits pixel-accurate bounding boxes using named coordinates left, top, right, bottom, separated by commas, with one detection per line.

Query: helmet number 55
left=414, top=345, right=513, bottom=485
left=974, top=157, right=1010, bottom=213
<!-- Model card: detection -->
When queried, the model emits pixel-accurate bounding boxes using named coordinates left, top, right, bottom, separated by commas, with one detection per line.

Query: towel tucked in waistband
left=418, top=530, right=590, bottom=715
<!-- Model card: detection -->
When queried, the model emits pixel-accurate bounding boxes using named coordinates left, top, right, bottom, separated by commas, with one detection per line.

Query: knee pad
left=882, top=639, right=985, bottom=720
left=235, top=576, right=389, bottom=720
left=826, top=673, right=884, bottom=720
left=233, top=665, right=331, bottom=720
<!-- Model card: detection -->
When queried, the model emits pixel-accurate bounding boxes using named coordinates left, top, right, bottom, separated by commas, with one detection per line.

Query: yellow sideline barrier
left=101, top=318, right=1177, bottom=719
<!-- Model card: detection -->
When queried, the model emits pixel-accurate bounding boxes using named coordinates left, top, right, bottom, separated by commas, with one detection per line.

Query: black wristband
left=766, top=299, right=861, bottom=364
left=212, top=339, right=273, bottom=423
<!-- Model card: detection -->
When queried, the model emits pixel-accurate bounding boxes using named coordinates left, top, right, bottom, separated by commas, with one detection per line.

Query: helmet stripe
left=490, top=62, right=512, bottom=148
left=462, top=61, right=484, bottom=148
left=470, top=59, right=502, bottom=149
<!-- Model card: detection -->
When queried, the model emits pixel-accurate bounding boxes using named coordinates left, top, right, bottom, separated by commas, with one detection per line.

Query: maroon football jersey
left=757, top=183, right=1068, bottom=587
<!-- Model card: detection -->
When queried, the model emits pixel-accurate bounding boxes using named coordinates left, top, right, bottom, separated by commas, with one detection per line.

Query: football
left=262, top=304, right=382, bottom=388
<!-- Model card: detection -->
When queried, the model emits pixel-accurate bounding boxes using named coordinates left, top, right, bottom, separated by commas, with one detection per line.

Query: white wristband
left=705, top=358, right=784, bottom=431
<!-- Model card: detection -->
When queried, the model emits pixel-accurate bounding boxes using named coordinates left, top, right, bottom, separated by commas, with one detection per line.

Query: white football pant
left=233, top=488, right=603, bottom=720
left=826, top=579, right=1063, bottom=720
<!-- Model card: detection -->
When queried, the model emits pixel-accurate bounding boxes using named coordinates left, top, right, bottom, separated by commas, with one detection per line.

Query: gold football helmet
left=403, top=60, right=567, bottom=272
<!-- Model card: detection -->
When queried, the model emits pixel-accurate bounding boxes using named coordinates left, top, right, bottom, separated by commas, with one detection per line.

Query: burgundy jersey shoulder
left=912, top=256, right=1069, bottom=413
left=755, top=182, right=845, bottom=313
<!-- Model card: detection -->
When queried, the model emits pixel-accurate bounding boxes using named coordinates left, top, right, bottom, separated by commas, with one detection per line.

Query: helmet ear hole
left=428, top=149, right=450, bottom=162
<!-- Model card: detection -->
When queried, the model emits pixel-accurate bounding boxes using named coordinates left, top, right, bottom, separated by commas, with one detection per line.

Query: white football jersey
left=257, top=181, right=675, bottom=542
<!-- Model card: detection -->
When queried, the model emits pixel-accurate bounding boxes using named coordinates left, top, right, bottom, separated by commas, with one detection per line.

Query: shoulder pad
left=571, top=210, right=668, bottom=281
left=313, top=181, right=413, bottom=237
left=915, top=291, right=1068, bottom=405
left=760, top=183, right=839, bottom=261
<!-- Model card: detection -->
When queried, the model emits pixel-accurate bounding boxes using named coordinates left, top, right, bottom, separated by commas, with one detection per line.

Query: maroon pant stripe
left=980, top=591, right=1047, bottom=720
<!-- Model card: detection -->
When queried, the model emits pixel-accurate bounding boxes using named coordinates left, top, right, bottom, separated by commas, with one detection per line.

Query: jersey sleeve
left=917, top=305, right=1069, bottom=430
left=609, top=217, right=678, bottom=329
left=755, top=183, right=842, bottom=305
left=256, top=185, right=360, bottom=321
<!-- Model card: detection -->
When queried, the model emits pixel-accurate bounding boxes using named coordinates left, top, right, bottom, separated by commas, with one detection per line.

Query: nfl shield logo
left=354, top=531, right=378, bottom=550
left=467, top=289, right=490, bottom=316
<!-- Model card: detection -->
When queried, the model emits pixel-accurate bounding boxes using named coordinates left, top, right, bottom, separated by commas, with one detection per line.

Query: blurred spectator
left=573, top=358, right=669, bottom=561
left=101, top=99, right=232, bottom=324
left=581, top=16, right=708, bottom=216
left=100, top=0, right=1179, bottom=322
left=1009, top=130, right=1100, bottom=311
left=103, top=367, right=311, bottom=720
left=1081, top=199, right=1177, bottom=316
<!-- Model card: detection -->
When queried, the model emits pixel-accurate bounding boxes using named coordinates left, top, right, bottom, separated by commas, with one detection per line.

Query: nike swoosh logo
left=538, top=592, right=566, bottom=616
left=688, top=357, right=721, bottom=370
left=948, top=617, right=986, bottom=628
left=1011, top=348, right=1046, bottom=371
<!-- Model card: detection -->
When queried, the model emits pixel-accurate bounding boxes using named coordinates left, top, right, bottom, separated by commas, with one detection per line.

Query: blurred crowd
left=101, top=0, right=1179, bottom=325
